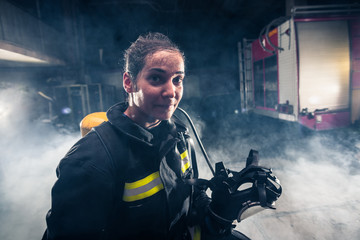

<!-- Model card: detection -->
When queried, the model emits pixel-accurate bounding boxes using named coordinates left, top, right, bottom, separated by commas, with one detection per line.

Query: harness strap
left=93, top=122, right=128, bottom=236
left=93, top=121, right=127, bottom=170
left=256, top=171, right=268, bottom=207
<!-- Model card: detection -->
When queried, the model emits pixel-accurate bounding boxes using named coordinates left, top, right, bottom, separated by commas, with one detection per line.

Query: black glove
left=208, top=150, right=282, bottom=224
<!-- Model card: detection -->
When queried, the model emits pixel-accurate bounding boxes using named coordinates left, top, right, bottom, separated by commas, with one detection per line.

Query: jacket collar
left=106, top=102, right=188, bottom=146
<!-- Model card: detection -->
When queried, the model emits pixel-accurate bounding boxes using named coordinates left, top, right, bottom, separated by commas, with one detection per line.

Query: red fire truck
left=238, top=4, right=360, bottom=130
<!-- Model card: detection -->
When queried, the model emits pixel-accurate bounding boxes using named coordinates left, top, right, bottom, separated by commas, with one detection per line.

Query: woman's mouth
left=156, top=104, right=173, bottom=109
left=155, top=103, right=176, bottom=111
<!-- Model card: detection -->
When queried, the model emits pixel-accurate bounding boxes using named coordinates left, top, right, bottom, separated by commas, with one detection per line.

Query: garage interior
left=0, top=0, right=359, bottom=240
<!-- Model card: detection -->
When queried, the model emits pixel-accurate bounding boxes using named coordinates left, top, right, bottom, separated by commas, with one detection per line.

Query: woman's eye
left=150, top=76, right=161, bottom=83
left=173, top=76, right=183, bottom=85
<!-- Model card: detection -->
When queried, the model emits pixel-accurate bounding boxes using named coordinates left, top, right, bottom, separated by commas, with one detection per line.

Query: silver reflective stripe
left=123, top=171, right=164, bottom=202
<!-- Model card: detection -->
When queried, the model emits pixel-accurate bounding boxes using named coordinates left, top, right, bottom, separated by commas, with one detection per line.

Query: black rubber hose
left=176, top=107, right=215, bottom=176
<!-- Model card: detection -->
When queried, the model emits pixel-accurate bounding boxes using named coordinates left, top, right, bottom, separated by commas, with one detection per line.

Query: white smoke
left=201, top=115, right=360, bottom=240
left=0, top=85, right=79, bottom=240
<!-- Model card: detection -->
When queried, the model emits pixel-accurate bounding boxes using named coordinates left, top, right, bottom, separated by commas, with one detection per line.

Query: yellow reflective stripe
left=124, top=171, right=160, bottom=189
left=123, top=183, right=164, bottom=202
left=180, top=150, right=190, bottom=173
left=194, top=225, right=201, bottom=240
left=123, top=171, right=164, bottom=202
left=181, top=150, right=188, bottom=159
left=181, top=161, right=190, bottom=173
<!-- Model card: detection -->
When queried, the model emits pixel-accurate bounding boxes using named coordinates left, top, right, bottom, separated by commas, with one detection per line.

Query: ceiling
left=3, top=0, right=359, bottom=75
left=78, top=0, right=287, bottom=69
left=77, top=0, right=359, bottom=69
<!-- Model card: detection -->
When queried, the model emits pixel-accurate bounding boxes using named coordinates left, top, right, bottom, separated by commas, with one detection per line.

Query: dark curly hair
left=123, top=32, right=185, bottom=82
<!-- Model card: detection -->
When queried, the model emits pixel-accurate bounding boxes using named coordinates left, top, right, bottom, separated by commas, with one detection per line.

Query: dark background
left=0, top=0, right=359, bottom=128
left=1, top=2, right=360, bottom=240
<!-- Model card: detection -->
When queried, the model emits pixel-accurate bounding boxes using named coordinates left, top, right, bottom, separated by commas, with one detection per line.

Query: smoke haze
left=1, top=84, right=360, bottom=240
left=201, top=114, right=360, bottom=240
left=0, top=85, right=79, bottom=240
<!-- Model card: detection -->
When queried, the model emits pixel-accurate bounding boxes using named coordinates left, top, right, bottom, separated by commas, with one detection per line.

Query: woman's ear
left=123, top=72, right=134, bottom=93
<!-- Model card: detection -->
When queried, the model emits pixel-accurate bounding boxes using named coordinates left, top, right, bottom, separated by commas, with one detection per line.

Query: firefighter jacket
left=43, top=102, right=213, bottom=240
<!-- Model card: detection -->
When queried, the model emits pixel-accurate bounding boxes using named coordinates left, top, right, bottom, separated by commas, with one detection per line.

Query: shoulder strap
left=93, top=121, right=127, bottom=164
left=186, top=135, right=198, bottom=179
left=92, top=122, right=129, bottom=238
left=93, top=121, right=128, bottom=191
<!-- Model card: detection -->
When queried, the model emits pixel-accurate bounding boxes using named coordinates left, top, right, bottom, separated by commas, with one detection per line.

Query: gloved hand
left=209, top=175, right=253, bottom=224
left=208, top=150, right=282, bottom=225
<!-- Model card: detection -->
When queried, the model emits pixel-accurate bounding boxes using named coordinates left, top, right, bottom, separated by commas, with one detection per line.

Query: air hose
left=176, top=107, right=215, bottom=176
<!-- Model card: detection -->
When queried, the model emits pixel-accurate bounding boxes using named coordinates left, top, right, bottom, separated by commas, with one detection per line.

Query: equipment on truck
left=238, top=4, right=360, bottom=130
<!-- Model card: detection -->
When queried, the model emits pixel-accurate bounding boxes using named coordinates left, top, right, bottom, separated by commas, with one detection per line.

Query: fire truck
left=238, top=4, right=360, bottom=130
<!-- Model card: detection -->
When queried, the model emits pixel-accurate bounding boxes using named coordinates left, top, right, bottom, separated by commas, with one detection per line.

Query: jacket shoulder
left=93, top=121, right=128, bottom=165
left=61, top=131, right=105, bottom=165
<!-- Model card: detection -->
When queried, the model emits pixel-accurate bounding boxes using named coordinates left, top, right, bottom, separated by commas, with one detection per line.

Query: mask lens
left=238, top=203, right=265, bottom=222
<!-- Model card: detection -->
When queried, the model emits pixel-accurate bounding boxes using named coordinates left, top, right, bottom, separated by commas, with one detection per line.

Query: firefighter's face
left=124, top=50, right=184, bottom=128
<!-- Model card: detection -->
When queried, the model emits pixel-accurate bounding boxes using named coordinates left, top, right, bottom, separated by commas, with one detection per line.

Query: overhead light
left=0, top=41, right=64, bottom=65
left=0, top=48, right=48, bottom=63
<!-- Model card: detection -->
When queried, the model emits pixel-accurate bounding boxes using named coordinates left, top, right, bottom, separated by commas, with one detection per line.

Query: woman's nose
left=162, top=80, right=176, bottom=98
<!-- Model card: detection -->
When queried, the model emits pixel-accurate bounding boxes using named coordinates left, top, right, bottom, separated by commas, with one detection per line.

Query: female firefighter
left=42, top=32, right=280, bottom=240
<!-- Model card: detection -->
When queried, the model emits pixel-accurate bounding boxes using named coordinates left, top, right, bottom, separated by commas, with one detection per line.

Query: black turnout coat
left=43, top=103, right=213, bottom=240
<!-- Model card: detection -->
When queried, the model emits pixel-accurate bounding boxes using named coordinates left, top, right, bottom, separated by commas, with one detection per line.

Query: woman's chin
left=153, top=111, right=174, bottom=121
left=152, top=107, right=176, bottom=120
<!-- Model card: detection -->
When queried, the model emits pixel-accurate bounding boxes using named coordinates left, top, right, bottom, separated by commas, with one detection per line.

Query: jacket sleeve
left=44, top=131, right=116, bottom=240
